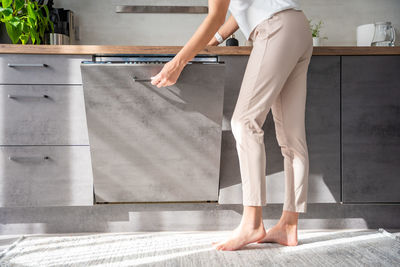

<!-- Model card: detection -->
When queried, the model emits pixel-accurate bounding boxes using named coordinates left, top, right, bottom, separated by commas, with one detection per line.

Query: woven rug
left=0, top=228, right=399, bottom=267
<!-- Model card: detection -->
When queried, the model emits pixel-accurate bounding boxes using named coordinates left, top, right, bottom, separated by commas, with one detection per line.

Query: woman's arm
left=151, top=0, right=230, bottom=88
left=174, top=0, right=230, bottom=64
left=207, top=14, right=239, bottom=46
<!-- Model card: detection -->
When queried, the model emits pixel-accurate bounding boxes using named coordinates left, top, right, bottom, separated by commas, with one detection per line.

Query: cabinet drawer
left=0, top=146, right=93, bottom=207
left=0, top=54, right=90, bottom=84
left=0, top=85, right=89, bottom=145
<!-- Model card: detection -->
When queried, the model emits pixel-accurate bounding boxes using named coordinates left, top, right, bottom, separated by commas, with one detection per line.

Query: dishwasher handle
left=133, top=76, right=153, bottom=82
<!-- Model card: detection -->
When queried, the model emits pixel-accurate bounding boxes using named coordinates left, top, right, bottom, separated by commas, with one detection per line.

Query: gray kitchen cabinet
left=0, top=54, right=87, bottom=85
left=0, top=146, right=93, bottom=207
left=0, top=54, right=93, bottom=208
left=81, top=61, right=225, bottom=203
left=0, top=85, right=89, bottom=145
left=341, top=55, right=400, bottom=203
left=304, top=56, right=341, bottom=203
left=218, top=55, right=341, bottom=204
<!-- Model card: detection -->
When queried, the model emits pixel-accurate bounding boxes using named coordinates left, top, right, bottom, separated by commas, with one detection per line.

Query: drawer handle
left=133, top=76, right=152, bottom=82
left=8, top=156, right=50, bottom=161
left=8, top=94, right=50, bottom=99
left=8, top=63, right=48, bottom=68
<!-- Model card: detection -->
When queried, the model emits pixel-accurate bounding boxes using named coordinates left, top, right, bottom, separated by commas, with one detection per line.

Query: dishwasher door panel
left=80, top=63, right=225, bottom=202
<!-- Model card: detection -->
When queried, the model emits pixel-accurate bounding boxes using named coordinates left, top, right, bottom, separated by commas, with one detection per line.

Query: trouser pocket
left=251, top=15, right=283, bottom=42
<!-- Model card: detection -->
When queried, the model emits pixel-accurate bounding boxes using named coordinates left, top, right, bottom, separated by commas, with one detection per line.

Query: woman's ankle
left=240, top=206, right=264, bottom=229
left=239, top=219, right=264, bottom=229
left=278, top=210, right=299, bottom=226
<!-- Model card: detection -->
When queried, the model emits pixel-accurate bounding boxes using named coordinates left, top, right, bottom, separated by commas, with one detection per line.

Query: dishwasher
left=80, top=54, right=225, bottom=203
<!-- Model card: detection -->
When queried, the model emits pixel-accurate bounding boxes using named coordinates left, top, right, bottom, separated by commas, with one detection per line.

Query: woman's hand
left=151, top=0, right=235, bottom=88
left=150, top=58, right=187, bottom=88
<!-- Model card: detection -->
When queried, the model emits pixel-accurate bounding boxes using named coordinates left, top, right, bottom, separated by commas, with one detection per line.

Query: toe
left=216, top=242, right=227, bottom=250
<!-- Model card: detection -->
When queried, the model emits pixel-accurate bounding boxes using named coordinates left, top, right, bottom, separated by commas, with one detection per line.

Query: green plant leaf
left=1, top=13, right=13, bottom=22
left=39, top=21, right=45, bottom=39
left=43, top=5, right=49, bottom=18
left=1, top=0, right=13, bottom=9
left=20, top=33, right=29, bottom=45
left=28, top=17, right=35, bottom=27
left=27, top=2, right=36, bottom=20
left=30, top=27, right=39, bottom=44
left=49, top=19, right=54, bottom=33
left=14, top=0, right=25, bottom=11
left=42, top=5, right=53, bottom=33
left=5, top=22, right=21, bottom=44
left=0, top=7, right=13, bottom=16
left=21, top=20, right=29, bottom=33
left=2, top=0, right=54, bottom=45
left=9, top=16, right=21, bottom=27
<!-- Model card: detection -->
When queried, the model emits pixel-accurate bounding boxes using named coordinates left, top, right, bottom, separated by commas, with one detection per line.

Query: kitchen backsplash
left=1, top=0, right=399, bottom=46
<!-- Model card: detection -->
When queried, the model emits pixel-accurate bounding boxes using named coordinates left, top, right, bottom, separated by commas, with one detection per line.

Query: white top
left=228, top=0, right=302, bottom=40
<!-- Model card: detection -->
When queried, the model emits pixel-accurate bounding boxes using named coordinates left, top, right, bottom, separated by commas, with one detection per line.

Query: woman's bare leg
left=256, top=210, right=299, bottom=246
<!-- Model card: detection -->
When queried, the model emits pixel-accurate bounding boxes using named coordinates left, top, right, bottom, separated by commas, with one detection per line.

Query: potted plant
left=309, top=19, right=328, bottom=46
left=0, top=0, right=53, bottom=44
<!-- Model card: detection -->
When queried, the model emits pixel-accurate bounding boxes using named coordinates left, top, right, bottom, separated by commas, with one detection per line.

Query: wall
left=49, top=0, right=400, bottom=46
left=0, top=0, right=399, bottom=46
left=302, top=0, right=400, bottom=46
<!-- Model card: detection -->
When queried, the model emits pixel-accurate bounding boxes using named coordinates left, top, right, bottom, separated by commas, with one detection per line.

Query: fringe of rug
left=378, top=228, right=400, bottom=243
left=0, top=235, right=26, bottom=261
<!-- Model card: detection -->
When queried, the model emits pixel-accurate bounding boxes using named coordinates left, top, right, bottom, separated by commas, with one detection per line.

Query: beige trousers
left=231, top=8, right=313, bottom=213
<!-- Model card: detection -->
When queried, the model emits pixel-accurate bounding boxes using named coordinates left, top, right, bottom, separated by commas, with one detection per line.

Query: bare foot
left=211, top=224, right=266, bottom=251
left=211, top=225, right=241, bottom=246
left=256, top=223, right=298, bottom=246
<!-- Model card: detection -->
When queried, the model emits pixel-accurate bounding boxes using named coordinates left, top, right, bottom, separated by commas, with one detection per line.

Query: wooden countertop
left=1, top=44, right=400, bottom=55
